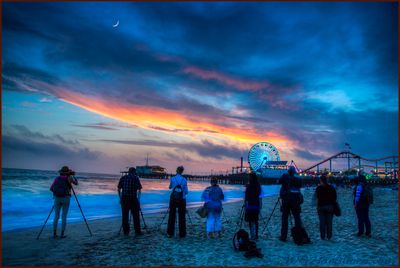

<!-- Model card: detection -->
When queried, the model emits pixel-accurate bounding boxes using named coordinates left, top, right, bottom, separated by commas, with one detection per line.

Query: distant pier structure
left=120, top=144, right=398, bottom=186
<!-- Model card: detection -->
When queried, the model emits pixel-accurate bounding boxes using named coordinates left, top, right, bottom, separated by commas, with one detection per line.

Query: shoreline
left=2, top=187, right=398, bottom=266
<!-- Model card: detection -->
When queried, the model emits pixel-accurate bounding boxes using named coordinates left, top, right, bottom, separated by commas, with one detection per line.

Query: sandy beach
left=2, top=186, right=398, bottom=266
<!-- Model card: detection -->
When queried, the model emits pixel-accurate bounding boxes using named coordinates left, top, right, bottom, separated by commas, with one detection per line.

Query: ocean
left=2, top=168, right=280, bottom=231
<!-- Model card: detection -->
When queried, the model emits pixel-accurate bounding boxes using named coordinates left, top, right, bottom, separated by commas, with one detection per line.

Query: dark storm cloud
left=11, top=125, right=79, bottom=145
left=100, top=139, right=246, bottom=160
left=292, top=149, right=325, bottom=162
left=71, top=122, right=134, bottom=131
left=2, top=135, right=98, bottom=160
left=3, top=125, right=99, bottom=160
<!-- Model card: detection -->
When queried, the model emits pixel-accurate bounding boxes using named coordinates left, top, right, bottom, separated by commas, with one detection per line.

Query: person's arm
left=183, top=179, right=189, bottom=197
left=169, top=177, right=174, bottom=189
left=50, top=178, right=57, bottom=192
left=220, top=188, right=225, bottom=201
left=333, top=187, right=337, bottom=203
left=201, top=188, right=208, bottom=202
left=69, top=176, right=78, bottom=186
left=117, top=177, right=123, bottom=201
left=354, top=184, right=362, bottom=206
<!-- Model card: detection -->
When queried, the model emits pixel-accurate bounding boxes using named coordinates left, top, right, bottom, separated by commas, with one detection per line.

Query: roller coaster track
left=302, top=151, right=398, bottom=173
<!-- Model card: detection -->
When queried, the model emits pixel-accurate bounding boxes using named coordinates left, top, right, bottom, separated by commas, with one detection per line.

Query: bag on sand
left=291, top=226, right=311, bottom=245
left=233, top=229, right=250, bottom=251
left=233, top=229, right=263, bottom=258
left=333, top=202, right=341, bottom=217
left=196, top=203, right=208, bottom=218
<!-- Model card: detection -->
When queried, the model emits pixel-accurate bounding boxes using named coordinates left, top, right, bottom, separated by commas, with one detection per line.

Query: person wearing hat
left=50, top=165, right=78, bottom=238
left=167, top=166, right=189, bottom=238
left=118, top=167, right=143, bottom=236
left=201, top=177, right=225, bottom=238
left=278, top=166, right=303, bottom=242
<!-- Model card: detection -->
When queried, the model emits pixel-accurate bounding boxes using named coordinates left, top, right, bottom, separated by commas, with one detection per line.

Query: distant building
left=136, top=165, right=166, bottom=176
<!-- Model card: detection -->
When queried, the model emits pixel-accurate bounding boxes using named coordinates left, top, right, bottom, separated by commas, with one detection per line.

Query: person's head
left=128, top=167, right=136, bottom=174
left=320, top=174, right=328, bottom=185
left=59, top=166, right=71, bottom=175
left=176, top=166, right=184, bottom=174
left=249, top=172, right=259, bottom=185
left=210, top=177, right=218, bottom=186
left=288, top=166, right=296, bottom=176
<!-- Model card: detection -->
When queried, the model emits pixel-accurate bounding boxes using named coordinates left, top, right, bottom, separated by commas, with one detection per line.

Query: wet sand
left=2, top=187, right=398, bottom=266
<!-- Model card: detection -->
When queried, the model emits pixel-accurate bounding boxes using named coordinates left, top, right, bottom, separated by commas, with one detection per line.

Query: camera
left=69, top=170, right=76, bottom=176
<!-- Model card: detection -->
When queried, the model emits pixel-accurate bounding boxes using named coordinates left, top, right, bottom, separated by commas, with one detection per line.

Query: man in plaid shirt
left=118, top=167, right=143, bottom=236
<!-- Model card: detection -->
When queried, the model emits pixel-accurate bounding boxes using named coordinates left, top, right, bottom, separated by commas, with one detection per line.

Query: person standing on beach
left=244, top=172, right=263, bottom=240
left=278, top=166, right=303, bottom=242
left=315, top=174, right=337, bottom=240
left=354, top=171, right=372, bottom=237
left=118, top=167, right=143, bottom=236
left=201, top=177, right=225, bottom=238
left=50, top=166, right=78, bottom=238
left=167, top=166, right=189, bottom=238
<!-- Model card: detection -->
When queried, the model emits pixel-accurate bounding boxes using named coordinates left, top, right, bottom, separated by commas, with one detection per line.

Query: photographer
left=278, top=166, right=303, bottom=242
left=118, top=167, right=143, bottom=236
left=50, top=165, right=78, bottom=238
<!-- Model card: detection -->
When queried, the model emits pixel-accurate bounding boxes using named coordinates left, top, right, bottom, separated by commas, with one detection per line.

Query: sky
left=2, top=2, right=398, bottom=174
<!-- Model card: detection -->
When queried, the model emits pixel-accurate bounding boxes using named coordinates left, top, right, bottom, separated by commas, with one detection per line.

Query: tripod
left=37, top=185, right=92, bottom=239
left=235, top=202, right=246, bottom=230
left=261, top=197, right=293, bottom=237
left=118, top=208, right=147, bottom=235
left=157, top=205, right=193, bottom=236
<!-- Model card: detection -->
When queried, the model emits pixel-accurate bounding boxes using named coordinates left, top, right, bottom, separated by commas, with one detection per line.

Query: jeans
left=121, top=196, right=141, bottom=235
left=281, top=201, right=302, bottom=240
left=356, top=205, right=371, bottom=235
left=167, top=199, right=186, bottom=237
left=249, top=221, right=259, bottom=239
left=206, top=211, right=222, bottom=233
left=318, top=205, right=334, bottom=239
left=53, top=196, right=71, bottom=233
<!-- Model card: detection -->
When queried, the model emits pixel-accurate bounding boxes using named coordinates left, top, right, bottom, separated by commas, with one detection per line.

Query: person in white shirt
left=167, top=166, right=189, bottom=238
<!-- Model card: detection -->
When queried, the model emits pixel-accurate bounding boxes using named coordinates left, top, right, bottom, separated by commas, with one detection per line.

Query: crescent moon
left=112, top=20, right=119, bottom=28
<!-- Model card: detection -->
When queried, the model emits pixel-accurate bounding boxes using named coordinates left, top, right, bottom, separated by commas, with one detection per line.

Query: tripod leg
left=71, top=187, right=93, bottom=236
left=261, top=197, right=280, bottom=235
left=140, top=209, right=147, bottom=229
left=158, top=207, right=169, bottom=230
left=36, top=205, right=54, bottom=240
left=236, top=205, right=244, bottom=229
left=186, top=209, right=193, bottom=225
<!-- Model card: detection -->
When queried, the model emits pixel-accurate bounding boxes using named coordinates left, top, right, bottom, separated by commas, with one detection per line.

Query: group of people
left=50, top=164, right=373, bottom=242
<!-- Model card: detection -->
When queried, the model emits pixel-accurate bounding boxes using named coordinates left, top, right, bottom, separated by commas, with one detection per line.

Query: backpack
left=233, top=229, right=263, bottom=258
left=51, top=176, right=70, bottom=197
left=291, top=226, right=311, bottom=245
left=233, top=229, right=250, bottom=251
left=361, top=184, right=374, bottom=205
left=170, top=178, right=184, bottom=203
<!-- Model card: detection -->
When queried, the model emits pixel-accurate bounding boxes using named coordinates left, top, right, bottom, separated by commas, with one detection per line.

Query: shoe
left=53, top=231, right=58, bottom=239
left=135, top=231, right=144, bottom=236
left=60, top=232, right=67, bottom=239
left=279, top=236, right=286, bottom=242
left=366, top=234, right=371, bottom=238
left=167, top=234, right=173, bottom=238
left=356, top=233, right=363, bottom=237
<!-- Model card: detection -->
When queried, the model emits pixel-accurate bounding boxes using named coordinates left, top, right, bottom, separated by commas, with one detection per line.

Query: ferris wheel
left=248, top=142, right=281, bottom=171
